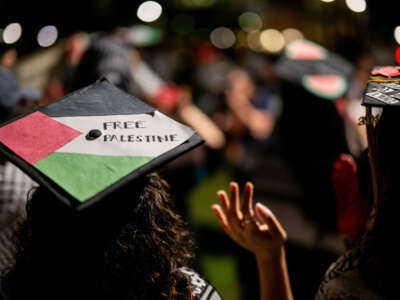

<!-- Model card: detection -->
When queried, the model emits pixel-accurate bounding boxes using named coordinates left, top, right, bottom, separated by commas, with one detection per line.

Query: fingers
left=241, top=182, right=254, bottom=219
left=211, top=204, right=232, bottom=236
left=217, top=190, right=230, bottom=212
left=230, top=182, right=242, bottom=219
left=255, top=203, right=286, bottom=239
left=218, top=182, right=251, bottom=232
left=217, top=189, right=241, bottom=231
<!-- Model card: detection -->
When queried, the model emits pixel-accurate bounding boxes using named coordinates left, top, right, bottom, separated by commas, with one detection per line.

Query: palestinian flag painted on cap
left=276, top=39, right=353, bottom=100
left=0, top=79, right=200, bottom=209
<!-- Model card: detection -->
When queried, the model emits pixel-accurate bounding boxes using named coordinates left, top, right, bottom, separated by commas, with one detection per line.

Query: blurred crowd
left=0, top=26, right=390, bottom=299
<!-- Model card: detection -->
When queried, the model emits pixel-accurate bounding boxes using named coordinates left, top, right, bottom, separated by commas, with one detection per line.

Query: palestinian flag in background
left=0, top=79, right=199, bottom=208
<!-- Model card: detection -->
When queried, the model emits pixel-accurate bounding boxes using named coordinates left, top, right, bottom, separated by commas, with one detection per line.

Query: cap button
left=86, top=129, right=102, bottom=140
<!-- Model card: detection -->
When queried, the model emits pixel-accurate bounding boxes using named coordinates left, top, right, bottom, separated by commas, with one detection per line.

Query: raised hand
left=212, top=182, right=287, bottom=260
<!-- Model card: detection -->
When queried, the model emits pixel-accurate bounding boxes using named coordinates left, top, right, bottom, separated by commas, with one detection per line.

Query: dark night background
left=1, top=0, right=398, bottom=60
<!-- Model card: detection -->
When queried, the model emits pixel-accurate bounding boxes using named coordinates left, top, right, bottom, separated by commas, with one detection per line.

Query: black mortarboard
left=276, top=39, right=354, bottom=100
left=359, top=66, right=400, bottom=208
left=0, top=79, right=203, bottom=211
left=361, top=66, right=400, bottom=108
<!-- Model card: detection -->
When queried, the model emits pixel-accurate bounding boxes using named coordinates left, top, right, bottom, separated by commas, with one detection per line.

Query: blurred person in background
left=39, top=31, right=91, bottom=106
left=211, top=56, right=281, bottom=168
left=0, top=44, right=17, bottom=71
left=0, top=67, right=37, bottom=274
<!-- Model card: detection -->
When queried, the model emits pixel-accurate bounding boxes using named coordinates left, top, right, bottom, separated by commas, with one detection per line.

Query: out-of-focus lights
left=124, top=25, right=163, bottom=47
left=238, top=12, right=262, bottom=33
left=260, top=29, right=285, bottom=53
left=394, top=26, right=400, bottom=45
left=2, top=23, right=22, bottom=44
left=282, top=28, right=304, bottom=44
left=210, top=27, right=236, bottom=49
left=137, top=1, right=163, bottom=23
left=247, top=31, right=263, bottom=52
left=236, top=31, right=247, bottom=47
left=37, top=25, right=58, bottom=47
left=345, top=0, right=366, bottom=13
left=321, top=0, right=335, bottom=2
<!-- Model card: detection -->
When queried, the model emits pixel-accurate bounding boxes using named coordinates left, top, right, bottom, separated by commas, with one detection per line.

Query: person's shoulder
left=316, top=236, right=382, bottom=300
left=179, top=267, right=222, bottom=300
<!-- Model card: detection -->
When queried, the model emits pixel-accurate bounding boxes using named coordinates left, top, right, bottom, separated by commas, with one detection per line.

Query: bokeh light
left=259, top=29, right=285, bottom=53
left=137, top=1, right=163, bottom=23
left=124, top=25, right=163, bottom=47
left=320, top=0, right=335, bottom=2
left=345, top=0, right=366, bottom=13
left=210, top=27, right=236, bottom=49
left=394, top=26, right=400, bottom=45
left=282, top=28, right=304, bottom=44
left=236, top=31, right=247, bottom=47
left=247, top=30, right=263, bottom=52
left=238, top=12, right=263, bottom=33
left=2, top=22, right=22, bottom=44
left=37, top=25, right=58, bottom=47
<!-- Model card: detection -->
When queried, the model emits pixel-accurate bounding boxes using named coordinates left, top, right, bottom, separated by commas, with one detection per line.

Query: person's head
left=0, top=43, right=17, bottom=69
left=226, top=68, right=255, bottom=98
left=1, top=172, right=195, bottom=300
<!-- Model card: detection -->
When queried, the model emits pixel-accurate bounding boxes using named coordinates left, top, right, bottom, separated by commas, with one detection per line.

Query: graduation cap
left=276, top=39, right=354, bottom=100
left=361, top=66, right=400, bottom=108
left=359, top=66, right=400, bottom=210
left=360, top=65, right=400, bottom=140
left=0, top=78, right=203, bottom=211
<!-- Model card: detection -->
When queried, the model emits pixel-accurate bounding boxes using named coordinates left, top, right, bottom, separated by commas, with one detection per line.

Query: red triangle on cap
left=0, top=111, right=82, bottom=165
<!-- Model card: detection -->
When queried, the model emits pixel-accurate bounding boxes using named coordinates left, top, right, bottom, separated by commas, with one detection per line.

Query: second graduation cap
left=0, top=78, right=203, bottom=211
left=362, top=66, right=400, bottom=107
left=276, top=39, right=354, bottom=100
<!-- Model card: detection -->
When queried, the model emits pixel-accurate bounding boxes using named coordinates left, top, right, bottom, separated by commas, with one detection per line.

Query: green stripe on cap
left=34, top=152, right=153, bottom=202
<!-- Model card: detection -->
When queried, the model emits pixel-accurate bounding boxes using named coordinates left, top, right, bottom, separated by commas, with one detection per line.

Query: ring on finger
left=241, top=219, right=251, bottom=226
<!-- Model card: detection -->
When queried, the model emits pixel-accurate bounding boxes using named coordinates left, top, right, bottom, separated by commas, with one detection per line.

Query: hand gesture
left=212, top=182, right=287, bottom=261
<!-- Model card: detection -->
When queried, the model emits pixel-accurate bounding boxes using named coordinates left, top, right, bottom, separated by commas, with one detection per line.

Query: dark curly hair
left=1, top=173, right=196, bottom=300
